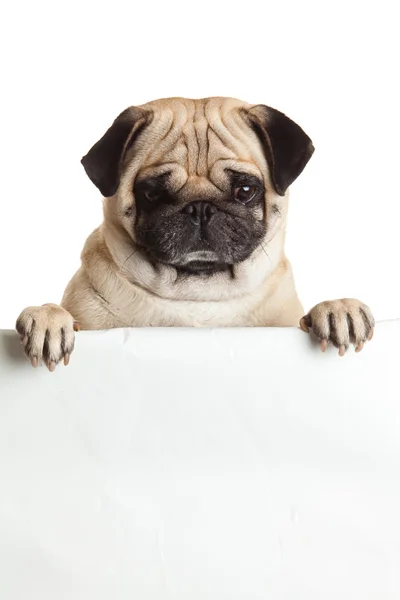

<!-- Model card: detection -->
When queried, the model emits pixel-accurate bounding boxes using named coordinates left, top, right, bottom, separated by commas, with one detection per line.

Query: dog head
left=81, top=97, right=314, bottom=276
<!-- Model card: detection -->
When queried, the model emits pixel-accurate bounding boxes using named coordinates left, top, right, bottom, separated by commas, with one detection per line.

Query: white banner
left=1, top=323, right=399, bottom=599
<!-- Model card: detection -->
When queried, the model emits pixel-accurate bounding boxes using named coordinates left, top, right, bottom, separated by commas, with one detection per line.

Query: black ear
left=245, top=105, right=314, bottom=196
left=81, top=107, right=150, bottom=197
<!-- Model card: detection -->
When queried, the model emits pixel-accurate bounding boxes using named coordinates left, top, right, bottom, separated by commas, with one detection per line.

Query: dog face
left=81, top=98, right=314, bottom=275
left=133, top=165, right=267, bottom=273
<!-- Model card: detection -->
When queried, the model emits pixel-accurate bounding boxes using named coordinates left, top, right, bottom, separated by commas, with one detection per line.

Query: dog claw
left=16, top=305, right=77, bottom=370
left=301, top=299, right=374, bottom=358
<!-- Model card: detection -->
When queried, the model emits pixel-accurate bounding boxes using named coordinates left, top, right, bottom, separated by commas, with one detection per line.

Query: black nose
left=182, top=201, right=217, bottom=225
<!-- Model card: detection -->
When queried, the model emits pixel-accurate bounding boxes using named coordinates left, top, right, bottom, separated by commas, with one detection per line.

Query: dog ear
left=81, top=107, right=151, bottom=197
left=245, top=105, right=314, bottom=196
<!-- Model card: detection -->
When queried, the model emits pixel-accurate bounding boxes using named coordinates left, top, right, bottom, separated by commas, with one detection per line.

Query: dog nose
left=182, top=201, right=217, bottom=225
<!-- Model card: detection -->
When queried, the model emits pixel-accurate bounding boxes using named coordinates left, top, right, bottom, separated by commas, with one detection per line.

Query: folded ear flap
left=245, top=105, right=315, bottom=196
left=81, top=106, right=151, bottom=197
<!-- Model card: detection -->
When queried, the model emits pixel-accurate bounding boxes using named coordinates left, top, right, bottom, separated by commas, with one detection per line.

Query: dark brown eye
left=144, top=189, right=161, bottom=202
left=233, top=185, right=256, bottom=204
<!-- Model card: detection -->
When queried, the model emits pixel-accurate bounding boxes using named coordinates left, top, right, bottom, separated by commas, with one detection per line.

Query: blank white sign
left=0, top=323, right=399, bottom=599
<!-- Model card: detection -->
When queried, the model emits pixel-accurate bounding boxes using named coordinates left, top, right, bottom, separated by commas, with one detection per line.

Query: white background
left=0, top=0, right=399, bottom=328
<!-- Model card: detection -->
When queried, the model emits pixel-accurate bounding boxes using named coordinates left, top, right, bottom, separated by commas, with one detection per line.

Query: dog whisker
left=261, top=243, right=273, bottom=268
left=122, top=249, right=139, bottom=266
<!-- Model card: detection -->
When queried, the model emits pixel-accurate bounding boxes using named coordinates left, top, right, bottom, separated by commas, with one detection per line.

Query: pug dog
left=16, top=97, right=374, bottom=370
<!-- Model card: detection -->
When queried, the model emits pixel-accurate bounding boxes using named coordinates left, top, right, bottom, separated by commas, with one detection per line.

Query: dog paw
left=299, top=299, right=375, bottom=356
left=15, top=303, right=79, bottom=371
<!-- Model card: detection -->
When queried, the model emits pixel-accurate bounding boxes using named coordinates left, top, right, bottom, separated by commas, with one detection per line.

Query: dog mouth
left=139, top=245, right=230, bottom=274
left=182, top=250, right=219, bottom=264
left=179, top=252, right=231, bottom=274
left=176, top=250, right=230, bottom=274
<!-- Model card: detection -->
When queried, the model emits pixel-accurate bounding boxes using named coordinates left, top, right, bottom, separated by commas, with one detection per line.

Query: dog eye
left=144, top=189, right=162, bottom=202
left=233, top=185, right=256, bottom=204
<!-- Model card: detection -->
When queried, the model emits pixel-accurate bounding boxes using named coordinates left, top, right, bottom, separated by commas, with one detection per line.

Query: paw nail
left=368, top=328, right=374, bottom=341
left=338, top=345, right=346, bottom=357
left=73, top=321, right=80, bottom=332
left=64, top=353, right=70, bottom=366
left=21, top=336, right=28, bottom=347
left=48, top=361, right=56, bottom=372
left=320, top=339, right=328, bottom=352
left=355, top=341, right=364, bottom=353
left=31, top=357, right=39, bottom=368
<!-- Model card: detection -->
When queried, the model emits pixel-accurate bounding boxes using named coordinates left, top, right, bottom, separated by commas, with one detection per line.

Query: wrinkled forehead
left=120, top=98, right=270, bottom=194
